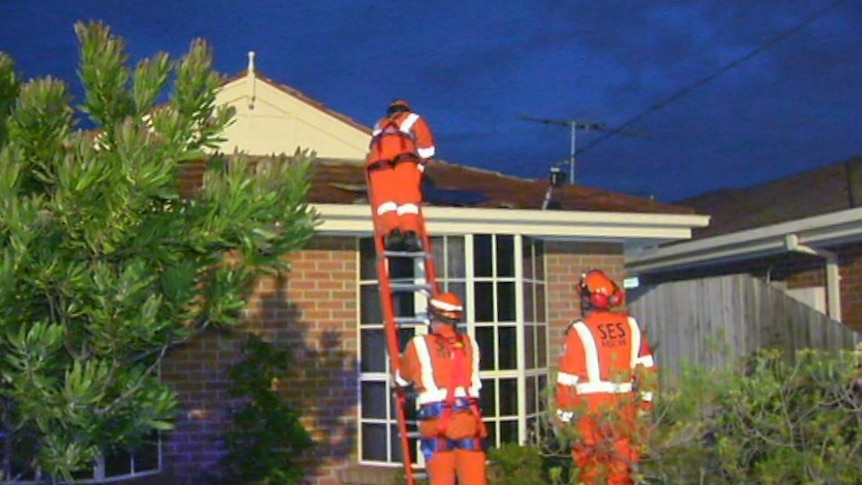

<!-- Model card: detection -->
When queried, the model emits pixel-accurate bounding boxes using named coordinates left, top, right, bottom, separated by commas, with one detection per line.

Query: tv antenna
left=519, top=115, right=645, bottom=184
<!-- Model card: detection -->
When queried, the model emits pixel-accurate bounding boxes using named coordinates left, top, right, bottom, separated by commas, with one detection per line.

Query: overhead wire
left=571, top=0, right=850, bottom=159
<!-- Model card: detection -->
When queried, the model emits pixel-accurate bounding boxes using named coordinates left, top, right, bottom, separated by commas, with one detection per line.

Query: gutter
left=312, top=203, right=709, bottom=242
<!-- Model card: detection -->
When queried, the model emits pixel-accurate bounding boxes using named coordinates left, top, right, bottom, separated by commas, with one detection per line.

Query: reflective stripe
left=417, top=387, right=479, bottom=405
left=641, top=391, right=654, bottom=402
left=628, top=316, right=640, bottom=369
left=413, top=336, right=439, bottom=398
left=467, top=334, right=481, bottom=396
left=376, top=201, right=397, bottom=215
left=556, top=409, right=574, bottom=423
left=571, top=322, right=601, bottom=382
left=417, top=146, right=435, bottom=158
left=556, top=371, right=580, bottom=386
left=430, top=298, right=463, bottom=312
left=372, top=122, right=382, bottom=136
left=394, top=371, right=410, bottom=387
left=576, top=381, right=633, bottom=394
left=400, top=113, right=420, bottom=133
left=396, top=204, right=420, bottom=215
left=635, top=355, right=655, bottom=368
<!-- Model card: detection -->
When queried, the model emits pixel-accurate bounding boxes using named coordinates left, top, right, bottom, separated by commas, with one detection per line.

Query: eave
left=313, top=204, right=710, bottom=244
left=626, top=206, right=862, bottom=273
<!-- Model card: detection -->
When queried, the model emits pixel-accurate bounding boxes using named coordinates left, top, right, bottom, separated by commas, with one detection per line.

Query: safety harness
left=367, top=116, right=422, bottom=172
left=418, top=332, right=485, bottom=462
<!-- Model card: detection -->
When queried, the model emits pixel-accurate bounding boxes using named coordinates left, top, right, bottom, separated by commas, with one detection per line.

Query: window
left=357, top=235, right=548, bottom=465
left=1, top=433, right=160, bottom=483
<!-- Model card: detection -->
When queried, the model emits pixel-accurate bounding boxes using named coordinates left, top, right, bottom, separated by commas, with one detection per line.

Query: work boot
left=402, top=231, right=423, bottom=252
left=384, top=229, right=404, bottom=251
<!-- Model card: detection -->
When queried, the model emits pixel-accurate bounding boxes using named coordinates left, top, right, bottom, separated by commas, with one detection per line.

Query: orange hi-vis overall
left=367, top=111, right=436, bottom=237
left=556, top=311, right=656, bottom=485
left=399, top=325, right=488, bottom=485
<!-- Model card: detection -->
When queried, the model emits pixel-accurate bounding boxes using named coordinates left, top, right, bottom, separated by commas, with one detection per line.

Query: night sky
left=1, top=1, right=860, bottom=202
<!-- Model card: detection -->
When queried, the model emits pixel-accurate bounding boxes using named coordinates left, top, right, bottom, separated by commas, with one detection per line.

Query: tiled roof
left=676, top=155, right=862, bottom=239
left=254, top=156, right=693, bottom=214
left=222, top=71, right=373, bottom=135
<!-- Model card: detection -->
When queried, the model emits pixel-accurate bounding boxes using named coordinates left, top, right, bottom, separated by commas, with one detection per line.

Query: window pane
left=362, top=381, right=387, bottom=419
left=526, top=376, right=537, bottom=414
left=524, top=324, right=535, bottom=370
left=480, top=378, right=497, bottom=416
left=483, top=421, right=498, bottom=450
left=535, top=241, right=545, bottom=280
left=361, top=329, right=386, bottom=373
left=359, top=238, right=376, bottom=280
left=523, top=237, right=534, bottom=280
left=498, top=378, right=518, bottom=416
left=473, top=234, right=493, bottom=277
left=495, top=235, right=515, bottom=277
left=536, top=283, right=546, bottom=323
left=392, top=292, right=416, bottom=319
left=447, top=236, right=466, bottom=278
left=105, top=448, right=132, bottom=477
left=538, top=375, right=549, bottom=412
left=133, top=436, right=159, bottom=472
left=362, top=423, right=388, bottom=461
left=474, top=282, right=494, bottom=322
left=497, top=282, right=516, bottom=322
left=523, top=282, right=534, bottom=323
left=399, top=327, right=415, bottom=354
left=537, top=324, right=548, bottom=368
left=498, top=327, right=517, bottom=370
left=361, top=286, right=382, bottom=324
left=431, top=236, right=445, bottom=279
left=389, top=257, right=414, bottom=279
left=390, top=424, right=416, bottom=463
left=500, top=419, right=519, bottom=444
left=445, top=282, right=466, bottom=309
left=475, top=327, right=495, bottom=371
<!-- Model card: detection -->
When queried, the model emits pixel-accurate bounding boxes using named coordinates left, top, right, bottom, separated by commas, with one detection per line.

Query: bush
left=490, top=348, right=862, bottom=484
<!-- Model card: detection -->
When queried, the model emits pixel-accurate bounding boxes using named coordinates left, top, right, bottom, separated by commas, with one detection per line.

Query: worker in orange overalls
left=367, top=99, right=436, bottom=252
left=397, top=292, right=488, bottom=485
left=555, top=269, right=657, bottom=485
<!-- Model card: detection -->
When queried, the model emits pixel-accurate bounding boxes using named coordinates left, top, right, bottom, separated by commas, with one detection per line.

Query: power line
left=572, top=0, right=849, bottom=159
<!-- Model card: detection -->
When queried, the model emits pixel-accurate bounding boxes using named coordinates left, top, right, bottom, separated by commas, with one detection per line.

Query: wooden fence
left=627, top=274, right=860, bottom=386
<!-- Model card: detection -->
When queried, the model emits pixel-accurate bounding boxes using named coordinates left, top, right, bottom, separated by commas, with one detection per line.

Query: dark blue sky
left=2, top=1, right=860, bottom=202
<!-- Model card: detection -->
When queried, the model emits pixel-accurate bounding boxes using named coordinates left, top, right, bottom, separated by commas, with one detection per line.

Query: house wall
left=156, top=237, right=628, bottom=485
left=640, top=241, right=862, bottom=330
left=160, top=236, right=359, bottom=485
left=215, top=76, right=371, bottom=159
left=545, top=241, right=627, bottom=364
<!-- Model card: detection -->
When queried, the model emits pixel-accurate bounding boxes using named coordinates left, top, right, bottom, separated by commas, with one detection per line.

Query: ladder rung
left=413, top=472, right=428, bottom=480
left=389, top=281, right=432, bottom=292
left=404, top=430, right=422, bottom=439
left=394, top=316, right=430, bottom=325
left=383, top=250, right=429, bottom=259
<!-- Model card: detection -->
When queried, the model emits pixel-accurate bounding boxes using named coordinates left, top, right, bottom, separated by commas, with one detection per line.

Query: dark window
left=498, top=327, right=517, bottom=370
left=473, top=234, right=493, bottom=277
left=495, top=235, right=515, bottom=277
left=474, top=282, right=494, bottom=322
left=497, top=282, right=516, bottom=321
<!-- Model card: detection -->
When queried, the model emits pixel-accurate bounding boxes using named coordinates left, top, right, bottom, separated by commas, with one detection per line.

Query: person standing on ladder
left=555, top=269, right=657, bottom=485
left=397, top=292, right=488, bottom=485
left=367, top=99, right=436, bottom=252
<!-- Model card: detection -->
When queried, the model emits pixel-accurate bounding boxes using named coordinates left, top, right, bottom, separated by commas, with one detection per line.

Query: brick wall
left=545, top=241, right=626, bottom=366
left=160, top=236, right=359, bottom=485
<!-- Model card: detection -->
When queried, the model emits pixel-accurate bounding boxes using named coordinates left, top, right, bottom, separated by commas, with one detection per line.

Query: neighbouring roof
left=676, top=155, right=862, bottom=239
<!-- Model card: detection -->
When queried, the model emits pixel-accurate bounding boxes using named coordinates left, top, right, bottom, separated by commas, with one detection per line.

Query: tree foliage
left=0, top=21, right=317, bottom=482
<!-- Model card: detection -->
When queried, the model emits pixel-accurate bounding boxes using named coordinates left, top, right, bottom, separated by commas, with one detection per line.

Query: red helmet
left=577, top=269, right=625, bottom=310
left=387, top=98, right=412, bottom=116
left=429, top=292, right=463, bottom=325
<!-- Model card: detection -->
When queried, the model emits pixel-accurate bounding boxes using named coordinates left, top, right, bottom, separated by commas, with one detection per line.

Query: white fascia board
left=626, top=206, right=862, bottom=273
left=313, top=204, right=709, bottom=242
